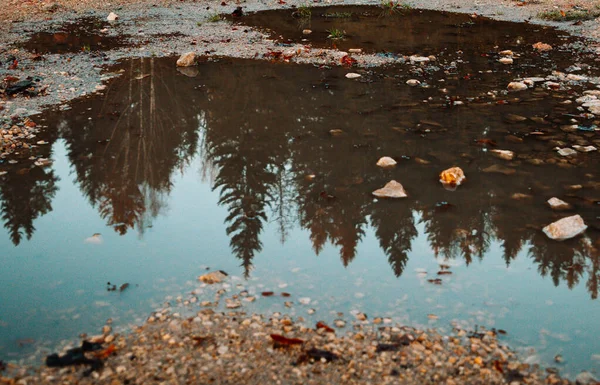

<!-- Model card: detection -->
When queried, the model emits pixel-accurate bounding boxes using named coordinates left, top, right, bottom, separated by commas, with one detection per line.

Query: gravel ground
left=0, top=289, right=581, bottom=384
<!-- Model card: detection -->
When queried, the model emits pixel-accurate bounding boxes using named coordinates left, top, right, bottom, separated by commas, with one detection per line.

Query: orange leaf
left=93, top=344, right=116, bottom=359
left=270, top=334, right=304, bottom=345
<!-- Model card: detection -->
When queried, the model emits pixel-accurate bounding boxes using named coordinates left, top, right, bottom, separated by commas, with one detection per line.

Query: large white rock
left=372, top=180, right=407, bottom=198
left=176, top=52, right=197, bottom=67
left=542, top=215, right=587, bottom=241
left=107, top=12, right=119, bottom=21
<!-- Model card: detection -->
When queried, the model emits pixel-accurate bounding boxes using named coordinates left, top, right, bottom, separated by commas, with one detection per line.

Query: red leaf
left=270, top=334, right=304, bottom=345
left=493, top=360, right=504, bottom=374
left=281, top=292, right=291, bottom=297
left=261, top=291, right=274, bottom=297
left=316, top=321, right=335, bottom=333
left=340, top=55, right=356, bottom=67
left=475, top=138, right=497, bottom=147
left=8, top=60, right=18, bottom=70
left=92, top=344, right=116, bottom=359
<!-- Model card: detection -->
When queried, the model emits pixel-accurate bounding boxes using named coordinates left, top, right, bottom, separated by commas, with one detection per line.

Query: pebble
left=406, top=79, right=421, bottom=86
left=376, top=156, right=397, bottom=168
left=372, top=180, right=408, bottom=198
left=543, top=215, right=587, bottom=241
left=508, top=82, right=528, bottom=92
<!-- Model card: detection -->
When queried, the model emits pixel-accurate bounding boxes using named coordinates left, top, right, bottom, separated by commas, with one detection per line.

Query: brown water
left=1, top=7, right=600, bottom=377
left=20, top=17, right=127, bottom=54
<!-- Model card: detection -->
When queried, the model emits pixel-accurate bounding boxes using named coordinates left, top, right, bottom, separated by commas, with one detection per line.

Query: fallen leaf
left=92, top=344, right=116, bottom=359
left=261, top=291, right=275, bottom=297
left=270, top=334, right=304, bottom=346
left=316, top=321, right=335, bottom=333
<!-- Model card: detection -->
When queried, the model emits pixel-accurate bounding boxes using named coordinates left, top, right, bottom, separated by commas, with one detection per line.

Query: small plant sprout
left=327, top=28, right=345, bottom=39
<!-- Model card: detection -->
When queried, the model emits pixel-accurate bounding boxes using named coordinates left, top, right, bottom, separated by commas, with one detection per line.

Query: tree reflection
left=2, top=57, right=599, bottom=300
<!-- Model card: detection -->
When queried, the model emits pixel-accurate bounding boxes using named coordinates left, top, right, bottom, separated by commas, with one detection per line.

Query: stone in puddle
left=557, top=148, right=577, bottom=157
left=176, top=52, right=197, bottom=67
left=302, top=29, right=312, bottom=35
left=507, top=82, right=528, bottom=92
left=376, top=156, right=397, bottom=168
left=372, top=180, right=407, bottom=198
left=532, top=42, right=552, bottom=52
left=483, top=164, right=515, bottom=175
left=490, top=149, right=514, bottom=160
left=107, top=12, right=119, bottom=21
left=498, top=57, right=513, bottom=65
left=439, top=167, right=465, bottom=188
left=406, top=79, right=421, bottom=86
left=345, top=73, right=361, bottom=79
left=542, top=215, right=587, bottom=241
left=573, top=145, right=597, bottom=153
left=547, top=197, right=571, bottom=210
left=198, top=270, right=228, bottom=284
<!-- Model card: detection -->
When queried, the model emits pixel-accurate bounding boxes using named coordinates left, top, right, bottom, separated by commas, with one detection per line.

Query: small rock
left=198, top=270, right=228, bottom=284
left=542, top=215, right=587, bottom=241
left=409, top=56, right=430, bottom=63
left=176, top=52, right=197, bottom=67
left=499, top=50, right=514, bottom=56
left=554, top=355, right=563, bottom=364
left=532, top=42, right=552, bottom=52
left=107, top=12, right=119, bottom=21
left=217, top=345, right=229, bottom=355
left=299, top=297, right=311, bottom=305
left=302, top=29, right=312, bottom=35
left=557, top=148, right=577, bottom=157
left=508, top=82, right=528, bottom=92
left=334, top=319, right=346, bottom=328
left=499, top=57, right=513, bottom=65
left=355, top=312, right=367, bottom=321
left=348, top=48, right=362, bottom=54
left=372, top=180, right=408, bottom=198
left=490, top=149, right=514, bottom=160
left=226, top=299, right=242, bottom=309
left=376, top=156, right=397, bottom=168
left=575, top=371, right=597, bottom=385
left=547, top=197, right=571, bottom=210
left=406, top=79, right=421, bottom=86
left=573, top=145, right=597, bottom=153
left=345, top=73, right=361, bottom=79
left=329, top=129, right=344, bottom=136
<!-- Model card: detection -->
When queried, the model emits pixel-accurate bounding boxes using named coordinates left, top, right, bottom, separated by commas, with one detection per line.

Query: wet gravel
left=0, top=290, right=578, bottom=385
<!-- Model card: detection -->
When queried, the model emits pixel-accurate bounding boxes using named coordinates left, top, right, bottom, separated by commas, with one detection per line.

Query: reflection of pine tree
left=0, top=167, right=58, bottom=245
left=61, top=57, right=199, bottom=235
left=529, top=232, right=585, bottom=288
left=207, top=125, right=278, bottom=277
left=420, top=205, right=491, bottom=265
left=370, top=203, right=417, bottom=277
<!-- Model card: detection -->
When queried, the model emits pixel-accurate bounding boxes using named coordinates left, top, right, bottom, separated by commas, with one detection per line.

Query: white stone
left=573, top=145, right=597, bottom=153
left=107, top=12, right=119, bottom=21
left=490, top=149, right=514, bottom=160
left=298, top=297, right=311, bottom=305
left=372, top=180, right=408, bottom=198
left=547, top=197, right=571, bottom=211
left=557, top=148, right=577, bottom=157
left=507, top=82, right=528, bottom=91
left=345, top=73, right=361, bottom=79
left=176, top=52, right=197, bottom=67
left=376, top=156, right=397, bottom=168
left=406, top=79, right=421, bottom=86
left=542, top=215, right=587, bottom=241
left=499, top=57, right=513, bottom=65
left=409, top=55, right=430, bottom=63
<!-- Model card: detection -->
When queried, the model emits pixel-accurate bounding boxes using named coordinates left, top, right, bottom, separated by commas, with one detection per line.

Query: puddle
left=233, top=5, right=575, bottom=56
left=20, top=17, right=127, bottom=54
left=1, top=7, right=600, bottom=378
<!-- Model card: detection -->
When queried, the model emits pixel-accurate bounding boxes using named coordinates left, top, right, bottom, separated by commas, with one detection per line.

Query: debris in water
left=345, top=73, right=361, bottom=79
left=439, top=167, right=465, bottom=189
left=532, top=42, right=552, bottom=51
left=316, top=321, right=335, bottom=333
left=84, top=233, right=103, bottom=244
left=46, top=341, right=105, bottom=376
